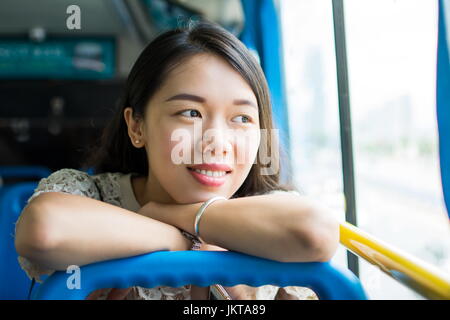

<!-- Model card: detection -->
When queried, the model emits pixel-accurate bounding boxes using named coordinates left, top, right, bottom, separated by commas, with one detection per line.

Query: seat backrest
left=33, top=250, right=368, bottom=300
left=0, top=182, right=40, bottom=299
left=0, top=166, right=51, bottom=186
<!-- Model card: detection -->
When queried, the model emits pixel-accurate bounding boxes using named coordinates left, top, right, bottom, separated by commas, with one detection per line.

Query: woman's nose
left=195, top=124, right=233, bottom=161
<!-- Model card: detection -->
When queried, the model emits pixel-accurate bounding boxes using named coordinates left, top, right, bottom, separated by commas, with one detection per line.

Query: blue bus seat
left=0, top=182, right=41, bottom=299
left=0, top=166, right=51, bottom=185
left=33, top=250, right=368, bottom=300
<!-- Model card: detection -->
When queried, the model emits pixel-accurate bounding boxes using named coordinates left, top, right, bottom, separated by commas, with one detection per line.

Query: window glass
left=345, top=0, right=450, bottom=299
left=281, top=0, right=450, bottom=300
left=280, top=0, right=347, bottom=271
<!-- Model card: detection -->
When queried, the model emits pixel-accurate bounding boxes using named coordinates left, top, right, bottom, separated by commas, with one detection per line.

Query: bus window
left=280, top=0, right=347, bottom=282
left=281, top=0, right=450, bottom=299
left=344, top=0, right=449, bottom=299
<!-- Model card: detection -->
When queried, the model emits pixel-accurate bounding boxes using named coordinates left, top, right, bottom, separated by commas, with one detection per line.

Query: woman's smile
left=187, top=163, right=232, bottom=187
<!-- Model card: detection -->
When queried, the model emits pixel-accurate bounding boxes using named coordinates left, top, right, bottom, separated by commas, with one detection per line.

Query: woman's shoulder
left=90, top=171, right=125, bottom=206
left=26, top=168, right=125, bottom=207
left=47, top=168, right=124, bottom=182
left=17, top=169, right=127, bottom=285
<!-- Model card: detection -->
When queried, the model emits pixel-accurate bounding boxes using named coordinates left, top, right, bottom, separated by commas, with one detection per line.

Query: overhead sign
left=0, top=37, right=115, bottom=79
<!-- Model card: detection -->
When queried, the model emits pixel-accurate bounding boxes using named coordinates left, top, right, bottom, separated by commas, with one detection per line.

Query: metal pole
left=332, top=0, right=359, bottom=278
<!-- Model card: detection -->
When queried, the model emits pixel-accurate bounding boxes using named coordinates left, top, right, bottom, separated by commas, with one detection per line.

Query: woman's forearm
left=138, top=193, right=340, bottom=263
left=15, top=192, right=192, bottom=271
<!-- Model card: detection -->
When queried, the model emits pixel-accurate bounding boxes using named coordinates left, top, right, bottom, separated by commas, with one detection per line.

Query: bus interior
left=0, top=0, right=450, bottom=300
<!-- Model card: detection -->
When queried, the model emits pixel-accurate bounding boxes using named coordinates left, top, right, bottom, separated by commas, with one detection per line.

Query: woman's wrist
left=194, top=196, right=227, bottom=242
left=137, top=202, right=196, bottom=251
left=138, top=201, right=202, bottom=235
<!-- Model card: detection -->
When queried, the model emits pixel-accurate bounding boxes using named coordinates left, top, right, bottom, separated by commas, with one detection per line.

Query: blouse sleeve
left=24, top=168, right=101, bottom=205
left=15, top=168, right=101, bottom=283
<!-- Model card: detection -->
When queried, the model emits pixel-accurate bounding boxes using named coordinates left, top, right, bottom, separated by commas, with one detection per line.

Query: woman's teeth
left=192, top=169, right=227, bottom=177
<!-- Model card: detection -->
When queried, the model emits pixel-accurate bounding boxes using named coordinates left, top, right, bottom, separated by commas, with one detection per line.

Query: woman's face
left=131, top=53, right=261, bottom=204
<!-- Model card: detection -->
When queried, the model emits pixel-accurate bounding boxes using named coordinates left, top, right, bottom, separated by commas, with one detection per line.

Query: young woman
left=14, top=21, right=339, bottom=300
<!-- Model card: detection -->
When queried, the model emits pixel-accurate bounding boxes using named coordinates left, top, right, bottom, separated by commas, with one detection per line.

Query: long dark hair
left=81, top=21, right=296, bottom=197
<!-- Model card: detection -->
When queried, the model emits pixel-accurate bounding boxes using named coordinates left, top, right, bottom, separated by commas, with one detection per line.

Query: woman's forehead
left=157, top=53, right=257, bottom=105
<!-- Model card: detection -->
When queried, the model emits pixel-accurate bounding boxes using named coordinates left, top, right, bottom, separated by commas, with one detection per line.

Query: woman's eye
left=179, top=109, right=202, bottom=118
left=232, top=115, right=252, bottom=123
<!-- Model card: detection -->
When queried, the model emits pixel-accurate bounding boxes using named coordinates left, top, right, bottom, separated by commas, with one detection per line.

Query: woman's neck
left=132, top=171, right=175, bottom=206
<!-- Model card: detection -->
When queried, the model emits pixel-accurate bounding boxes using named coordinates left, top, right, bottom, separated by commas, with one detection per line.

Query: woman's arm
left=138, top=193, right=340, bottom=263
left=15, top=192, right=191, bottom=271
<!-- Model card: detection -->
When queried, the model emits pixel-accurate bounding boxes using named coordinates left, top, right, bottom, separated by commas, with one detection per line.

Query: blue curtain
left=240, top=0, right=292, bottom=183
left=437, top=0, right=450, bottom=219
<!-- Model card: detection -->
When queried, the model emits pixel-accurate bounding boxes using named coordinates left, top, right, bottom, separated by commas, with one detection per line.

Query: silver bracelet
left=194, top=196, right=227, bottom=242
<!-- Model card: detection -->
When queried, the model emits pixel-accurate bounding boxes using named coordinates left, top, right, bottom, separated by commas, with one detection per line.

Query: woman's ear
left=124, top=107, right=145, bottom=148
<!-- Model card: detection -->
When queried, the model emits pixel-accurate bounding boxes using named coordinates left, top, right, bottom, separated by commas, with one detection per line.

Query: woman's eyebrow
left=165, top=93, right=205, bottom=104
left=165, top=93, right=257, bottom=109
left=233, top=99, right=258, bottom=109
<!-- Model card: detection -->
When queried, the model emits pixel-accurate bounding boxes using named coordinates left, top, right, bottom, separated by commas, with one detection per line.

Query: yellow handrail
left=339, top=222, right=450, bottom=300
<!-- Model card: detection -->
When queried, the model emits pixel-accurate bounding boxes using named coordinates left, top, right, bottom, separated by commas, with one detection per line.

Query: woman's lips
left=187, top=167, right=231, bottom=187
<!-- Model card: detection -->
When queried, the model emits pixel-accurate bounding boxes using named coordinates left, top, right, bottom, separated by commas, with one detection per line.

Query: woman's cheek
left=229, top=130, right=259, bottom=190
left=160, top=125, right=186, bottom=166
left=234, top=128, right=260, bottom=168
